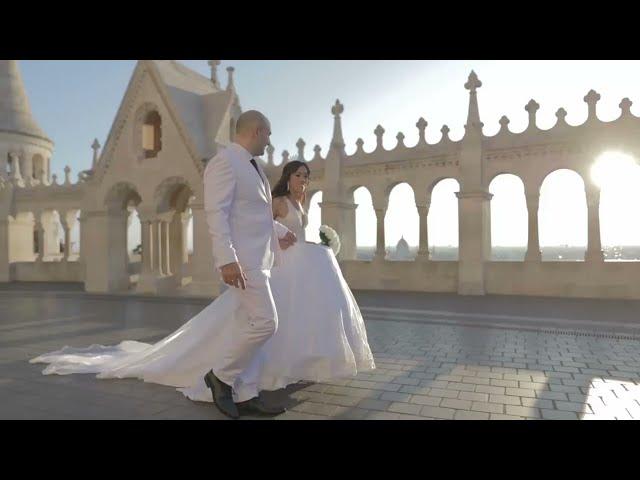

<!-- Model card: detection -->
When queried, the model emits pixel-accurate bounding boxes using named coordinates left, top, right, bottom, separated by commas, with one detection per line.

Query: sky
left=17, top=60, right=640, bottom=249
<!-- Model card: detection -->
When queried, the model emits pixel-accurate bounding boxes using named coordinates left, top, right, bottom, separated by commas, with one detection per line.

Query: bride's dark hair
left=271, top=161, right=311, bottom=202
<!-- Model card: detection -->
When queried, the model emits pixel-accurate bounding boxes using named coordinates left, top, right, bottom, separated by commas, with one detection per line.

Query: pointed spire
left=91, top=138, right=101, bottom=168
left=555, top=108, right=568, bottom=126
left=620, top=98, right=633, bottom=118
left=266, top=144, right=275, bottom=165
left=584, top=89, right=601, bottom=121
left=296, top=138, right=306, bottom=161
left=525, top=99, right=540, bottom=130
left=416, top=117, right=428, bottom=145
left=207, top=60, right=221, bottom=89
left=226, top=67, right=235, bottom=91
left=0, top=60, right=51, bottom=141
left=498, top=115, right=510, bottom=133
left=312, top=145, right=322, bottom=161
left=330, top=99, right=345, bottom=149
left=464, top=70, right=484, bottom=134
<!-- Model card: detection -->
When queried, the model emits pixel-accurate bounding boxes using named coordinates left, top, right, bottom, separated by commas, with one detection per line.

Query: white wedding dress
left=31, top=197, right=376, bottom=403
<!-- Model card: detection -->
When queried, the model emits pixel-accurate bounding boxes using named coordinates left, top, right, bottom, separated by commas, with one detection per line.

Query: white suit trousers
left=211, top=269, right=278, bottom=396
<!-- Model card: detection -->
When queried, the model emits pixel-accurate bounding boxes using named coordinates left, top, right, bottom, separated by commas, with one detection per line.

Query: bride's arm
left=272, top=198, right=290, bottom=238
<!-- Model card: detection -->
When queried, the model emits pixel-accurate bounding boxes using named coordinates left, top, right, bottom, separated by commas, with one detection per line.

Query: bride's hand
left=279, top=230, right=297, bottom=250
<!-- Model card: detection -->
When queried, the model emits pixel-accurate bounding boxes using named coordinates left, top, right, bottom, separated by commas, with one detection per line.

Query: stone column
left=23, top=155, right=33, bottom=186
left=161, top=219, right=171, bottom=277
left=181, top=210, right=192, bottom=264
left=416, top=200, right=431, bottom=260
left=0, top=217, right=9, bottom=282
left=184, top=203, right=221, bottom=296
left=373, top=205, right=387, bottom=261
left=153, top=220, right=162, bottom=276
left=0, top=147, right=7, bottom=180
left=456, top=191, right=493, bottom=295
left=60, top=212, right=71, bottom=262
left=140, top=218, right=154, bottom=276
left=585, top=185, right=604, bottom=262
left=319, top=200, right=358, bottom=260
left=136, top=212, right=158, bottom=293
left=34, top=213, right=45, bottom=262
left=525, top=192, right=541, bottom=262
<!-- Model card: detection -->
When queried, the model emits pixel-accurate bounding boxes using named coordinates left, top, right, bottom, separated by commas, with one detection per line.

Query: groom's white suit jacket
left=204, top=143, right=289, bottom=272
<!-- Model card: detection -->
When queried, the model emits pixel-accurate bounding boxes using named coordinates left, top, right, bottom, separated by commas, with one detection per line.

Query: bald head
left=234, top=110, right=272, bottom=156
left=236, top=110, right=269, bottom=135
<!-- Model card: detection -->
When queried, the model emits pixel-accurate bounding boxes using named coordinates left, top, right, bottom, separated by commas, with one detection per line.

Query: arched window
left=142, top=111, right=162, bottom=158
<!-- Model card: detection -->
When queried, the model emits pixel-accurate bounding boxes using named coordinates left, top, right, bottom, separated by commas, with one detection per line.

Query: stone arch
left=153, top=176, right=196, bottom=214
left=385, top=182, right=419, bottom=260
left=104, top=181, right=143, bottom=213
left=350, top=185, right=376, bottom=259
left=591, top=152, right=640, bottom=259
left=539, top=168, right=587, bottom=261
left=429, top=177, right=461, bottom=260
left=489, top=173, right=527, bottom=261
left=152, top=176, right=196, bottom=281
left=428, top=175, right=462, bottom=197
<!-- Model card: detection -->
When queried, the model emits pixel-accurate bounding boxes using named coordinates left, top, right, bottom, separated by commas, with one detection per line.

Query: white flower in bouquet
left=319, top=225, right=341, bottom=256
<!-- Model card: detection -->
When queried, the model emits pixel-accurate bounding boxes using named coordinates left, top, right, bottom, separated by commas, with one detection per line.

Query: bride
left=31, top=159, right=376, bottom=414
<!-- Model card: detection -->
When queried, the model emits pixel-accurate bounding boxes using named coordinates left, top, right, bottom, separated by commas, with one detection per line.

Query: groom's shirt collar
left=229, top=142, right=254, bottom=162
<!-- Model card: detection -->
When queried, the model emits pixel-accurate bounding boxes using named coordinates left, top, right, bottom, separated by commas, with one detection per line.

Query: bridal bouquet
left=319, top=225, right=341, bottom=256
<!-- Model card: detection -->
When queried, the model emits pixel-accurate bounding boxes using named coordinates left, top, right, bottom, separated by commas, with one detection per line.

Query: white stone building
left=2, top=60, right=640, bottom=300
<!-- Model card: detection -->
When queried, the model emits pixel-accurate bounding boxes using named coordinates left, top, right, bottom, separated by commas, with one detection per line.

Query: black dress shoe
left=236, top=397, right=287, bottom=417
left=204, top=370, right=239, bottom=419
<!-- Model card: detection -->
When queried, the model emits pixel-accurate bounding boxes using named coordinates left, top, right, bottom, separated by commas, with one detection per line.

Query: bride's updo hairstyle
left=271, top=161, right=310, bottom=201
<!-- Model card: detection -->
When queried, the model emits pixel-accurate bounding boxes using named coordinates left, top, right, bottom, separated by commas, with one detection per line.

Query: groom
left=203, top=110, right=297, bottom=419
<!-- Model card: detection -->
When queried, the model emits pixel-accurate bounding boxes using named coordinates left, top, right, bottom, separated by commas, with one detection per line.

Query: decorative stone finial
left=266, top=144, right=275, bottom=164
left=296, top=138, right=306, bottom=161
left=51, top=174, right=58, bottom=185
left=440, top=125, right=450, bottom=141
left=464, top=70, right=482, bottom=93
left=620, top=98, right=633, bottom=116
left=282, top=150, right=290, bottom=163
left=374, top=125, right=385, bottom=149
left=416, top=117, right=428, bottom=144
left=464, top=71, right=483, bottom=133
left=91, top=138, right=101, bottom=168
left=355, top=138, right=364, bottom=152
left=226, top=66, right=235, bottom=91
left=396, top=132, right=405, bottom=147
left=555, top=108, right=568, bottom=124
left=584, top=89, right=601, bottom=120
left=330, top=99, right=345, bottom=149
left=525, top=99, right=540, bottom=129
left=64, top=165, right=71, bottom=185
left=331, top=99, right=344, bottom=117
left=207, top=60, right=221, bottom=88
left=312, top=144, right=322, bottom=160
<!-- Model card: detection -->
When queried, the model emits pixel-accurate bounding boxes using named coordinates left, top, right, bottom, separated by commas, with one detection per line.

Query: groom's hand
left=220, top=262, right=248, bottom=290
left=279, top=231, right=297, bottom=250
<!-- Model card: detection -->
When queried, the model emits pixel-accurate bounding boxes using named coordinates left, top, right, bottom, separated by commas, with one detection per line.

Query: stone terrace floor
left=1, top=283, right=640, bottom=420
